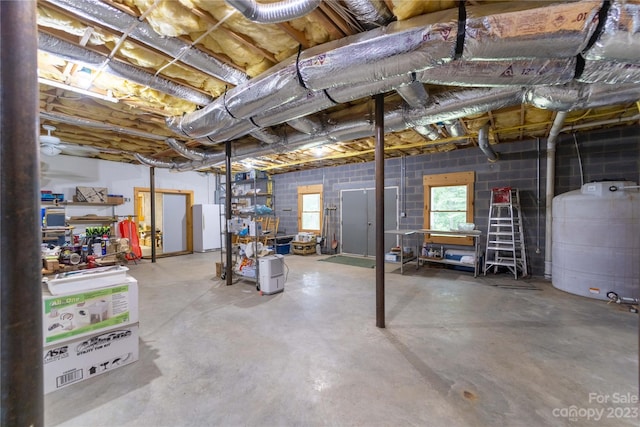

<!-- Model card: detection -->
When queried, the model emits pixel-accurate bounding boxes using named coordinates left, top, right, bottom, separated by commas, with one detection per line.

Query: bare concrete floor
left=45, top=252, right=638, bottom=427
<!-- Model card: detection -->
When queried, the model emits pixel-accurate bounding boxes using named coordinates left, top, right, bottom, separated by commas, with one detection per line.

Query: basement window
left=298, top=184, right=323, bottom=234
left=423, top=171, right=475, bottom=245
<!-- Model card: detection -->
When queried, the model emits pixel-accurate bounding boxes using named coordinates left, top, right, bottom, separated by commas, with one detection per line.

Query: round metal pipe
left=1, top=2, right=44, bottom=425
left=375, top=94, right=385, bottom=329
left=225, top=140, right=233, bottom=285
left=150, top=167, right=157, bottom=263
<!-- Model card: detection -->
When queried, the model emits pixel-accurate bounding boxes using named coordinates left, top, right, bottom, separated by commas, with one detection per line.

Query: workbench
left=385, top=229, right=483, bottom=277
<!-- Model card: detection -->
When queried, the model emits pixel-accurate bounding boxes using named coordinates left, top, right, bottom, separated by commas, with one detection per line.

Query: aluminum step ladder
left=483, top=187, right=528, bottom=279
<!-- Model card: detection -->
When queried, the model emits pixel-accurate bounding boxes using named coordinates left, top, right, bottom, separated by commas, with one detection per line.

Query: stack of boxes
left=42, top=267, right=139, bottom=394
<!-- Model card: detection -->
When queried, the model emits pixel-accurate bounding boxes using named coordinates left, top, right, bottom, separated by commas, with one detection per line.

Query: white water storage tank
left=552, top=181, right=640, bottom=300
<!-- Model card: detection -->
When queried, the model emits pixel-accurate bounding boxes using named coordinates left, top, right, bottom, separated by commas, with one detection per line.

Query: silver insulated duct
left=168, top=1, right=614, bottom=145
left=38, top=33, right=213, bottom=106
left=225, top=0, right=322, bottom=24
left=525, top=82, right=640, bottom=111
left=168, top=8, right=458, bottom=139
left=342, top=0, right=395, bottom=29
left=580, top=1, right=640, bottom=84
left=478, top=123, right=498, bottom=162
left=463, top=1, right=602, bottom=60
left=416, top=58, right=576, bottom=87
left=44, top=0, right=248, bottom=86
left=149, top=86, right=526, bottom=171
left=165, top=138, right=218, bottom=161
left=144, top=0, right=640, bottom=172
left=298, top=8, right=459, bottom=90
left=582, top=0, right=640, bottom=63
left=444, top=120, right=466, bottom=138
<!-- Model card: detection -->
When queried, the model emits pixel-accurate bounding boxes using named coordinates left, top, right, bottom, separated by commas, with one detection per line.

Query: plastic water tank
left=552, top=181, right=640, bottom=301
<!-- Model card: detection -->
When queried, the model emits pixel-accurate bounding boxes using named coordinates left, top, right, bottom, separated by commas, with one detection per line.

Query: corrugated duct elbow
left=225, top=0, right=322, bottom=24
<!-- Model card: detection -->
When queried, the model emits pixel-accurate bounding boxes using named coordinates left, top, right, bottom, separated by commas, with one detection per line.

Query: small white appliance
left=258, top=255, right=285, bottom=295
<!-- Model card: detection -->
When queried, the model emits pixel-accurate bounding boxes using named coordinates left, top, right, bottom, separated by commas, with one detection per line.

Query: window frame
left=297, top=184, right=323, bottom=234
left=423, top=171, right=475, bottom=246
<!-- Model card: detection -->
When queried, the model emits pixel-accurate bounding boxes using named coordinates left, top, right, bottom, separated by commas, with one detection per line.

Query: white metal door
left=162, top=193, right=187, bottom=253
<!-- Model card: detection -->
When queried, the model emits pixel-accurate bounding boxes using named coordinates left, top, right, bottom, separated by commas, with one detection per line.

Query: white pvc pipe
left=544, top=111, right=567, bottom=279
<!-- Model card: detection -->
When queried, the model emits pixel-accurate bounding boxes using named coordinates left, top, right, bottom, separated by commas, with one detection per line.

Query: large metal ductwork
left=583, top=0, right=640, bottom=63
left=415, top=58, right=577, bottom=87
left=342, top=0, right=395, bottom=29
left=413, top=125, right=440, bottom=141
left=478, top=123, right=498, bottom=162
left=525, top=82, right=640, bottom=111
left=297, top=9, right=459, bottom=91
left=144, top=86, right=526, bottom=171
left=579, top=0, right=640, bottom=83
left=165, top=138, right=218, bottom=161
left=109, top=0, right=640, bottom=172
left=44, top=0, right=248, bottom=86
left=444, top=120, right=466, bottom=138
left=225, top=0, right=322, bottom=24
left=40, top=111, right=167, bottom=141
left=463, top=1, right=602, bottom=60
left=405, top=87, right=525, bottom=128
left=396, top=77, right=429, bottom=108
left=287, top=116, right=324, bottom=134
left=578, top=60, right=640, bottom=85
left=166, top=8, right=459, bottom=139
left=166, top=1, right=624, bottom=146
left=250, top=129, right=282, bottom=144
left=38, top=33, right=213, bottom=106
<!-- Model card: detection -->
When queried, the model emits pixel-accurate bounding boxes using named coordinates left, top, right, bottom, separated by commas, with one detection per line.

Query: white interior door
left=162, top=193, right=187, bottom=253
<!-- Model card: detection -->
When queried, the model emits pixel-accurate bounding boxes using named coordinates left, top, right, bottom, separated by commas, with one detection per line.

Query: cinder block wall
left=272, top=126, right=639, bottom=277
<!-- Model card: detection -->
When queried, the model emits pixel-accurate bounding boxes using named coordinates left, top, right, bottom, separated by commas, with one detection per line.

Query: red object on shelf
left=492, top=187, right=512, bottom=203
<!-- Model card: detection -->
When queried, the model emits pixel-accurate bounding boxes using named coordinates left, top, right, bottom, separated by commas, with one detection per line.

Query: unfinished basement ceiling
left=37, top=0, right=640, bottom=174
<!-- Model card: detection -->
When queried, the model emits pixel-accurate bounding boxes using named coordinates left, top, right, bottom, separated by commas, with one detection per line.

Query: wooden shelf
left=63, top=202, right=121, bottom=207
left=67, top=218, right=116, bottom=224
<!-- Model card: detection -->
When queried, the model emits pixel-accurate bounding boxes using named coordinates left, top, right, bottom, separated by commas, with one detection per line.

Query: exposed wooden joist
left=487, top=110, right=501, bottom=144
left=383, top=0, right=395, bottom=15
left=519, top=104, right=526, bottom=140
left=318, top=2, right=357, bottom=36
left=310, top=8, right=346, bottom=39
left=191, top=6, right=277, bottom=63
left=101, top=0, right=138, bottom=16
left=277, top=22, right=311, bottom=49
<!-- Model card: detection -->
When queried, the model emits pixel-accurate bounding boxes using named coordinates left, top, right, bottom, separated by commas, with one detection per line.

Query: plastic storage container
left=552, top=181, right=640, bottom=300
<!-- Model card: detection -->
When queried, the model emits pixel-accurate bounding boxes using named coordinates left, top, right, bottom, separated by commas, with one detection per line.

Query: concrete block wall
left=555, top=126, right=640, bottom=194
left=272, top=126, right=639, bottom=277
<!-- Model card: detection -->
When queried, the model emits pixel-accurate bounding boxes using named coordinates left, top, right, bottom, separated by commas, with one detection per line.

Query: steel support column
left=225, top=140, right=233, bottom=285
left=375, top=94, right=385, bottom=328
left=0, top=1, right=44, bottom=425
left=150, top=166, right=157, bottom=262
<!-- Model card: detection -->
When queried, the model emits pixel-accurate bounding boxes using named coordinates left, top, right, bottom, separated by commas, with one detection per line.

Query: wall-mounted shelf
left=67, top=217, right=117, bottom=224
left=42, top=201, right=122, bottom=207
